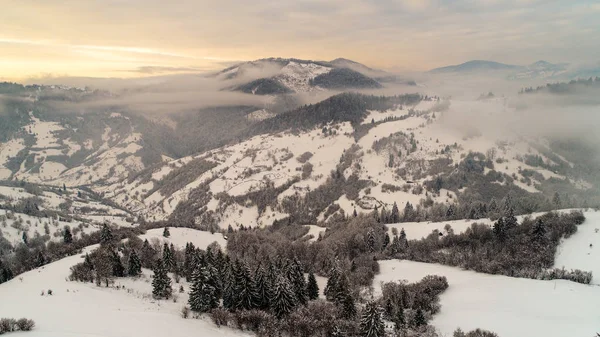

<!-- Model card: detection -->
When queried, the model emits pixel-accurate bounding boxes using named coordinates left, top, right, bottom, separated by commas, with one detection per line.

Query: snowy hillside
left=106, top=96, right=587, bottom=232
left=0, top=228, right=245, bottom=337
left=374, top=260, right=600, bottom=337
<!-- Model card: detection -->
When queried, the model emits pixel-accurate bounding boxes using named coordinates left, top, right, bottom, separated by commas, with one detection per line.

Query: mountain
left=429, top=59, right=575, bottom=80
left=510, top=60, right=569, bottom=79
left=219, top=57, right=383, bottom=95
left=429, top=60, right=520, bottom=74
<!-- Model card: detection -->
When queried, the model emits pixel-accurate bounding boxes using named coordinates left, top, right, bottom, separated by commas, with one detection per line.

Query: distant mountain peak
left=429, top=60, right=520, bottom=73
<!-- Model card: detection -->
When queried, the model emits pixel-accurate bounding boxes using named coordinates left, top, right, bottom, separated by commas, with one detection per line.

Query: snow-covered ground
left=139, top=228, right=226, bottom=251
left=555, top=210, right=600, bottom=285
left=374, top=260, right=600, bottom=337
left=0, top=245, right=249, bottom=337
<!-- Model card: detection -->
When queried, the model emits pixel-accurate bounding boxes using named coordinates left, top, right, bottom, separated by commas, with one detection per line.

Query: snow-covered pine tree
left=162, top=243, right=175, bottom=272
left=270, top=274, right=297, bottom=318
left=127, top=251, right=142, bottom=276
left=394, top=306, right=405, bottom=331
left=233, top=261, right=259, bottom=311
left=359, top=301, right=385, bottom=337
left=100, top=224, right=113, bottom=246
left=63, top=225, right=73, bottom=244
left=493, top=217, right=506, bottom=241
left=152, top=260, right=172, bottom=299
left=254, top=265, right=272, bottom=310
left=531, top=218, right=546, bottom=242
left=306, top=272, right=319, bottom=300
left=335, top=275, right=356, bottom=319
left=391, top=202, right=400, bottom=223
left=111, top=250, right=125, bottom=277
left=324, top=265, right=340, bottom=301
left=504, top=207, right=518, bottom=231
left=188, top=258, right=219, bottom=312
left=163, top=227, right=170, bottom=238
left=366, top=229, right=376, bottom=253
left=383, top=233, right=390, bottom=248
left=287, top=259, right=307, bottom=305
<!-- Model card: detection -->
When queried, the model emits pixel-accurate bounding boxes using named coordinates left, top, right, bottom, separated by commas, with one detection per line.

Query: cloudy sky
left=1, top=0, right=599, bottom=80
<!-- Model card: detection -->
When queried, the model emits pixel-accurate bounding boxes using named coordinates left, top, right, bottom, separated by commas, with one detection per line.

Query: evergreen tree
left=63, top=226, right=73, bottom=244
left=188, top=258, right=219, bottom=313
left=446, top=204, right=456, bottom=219
left=383, top=233, right=390, bottom=248
left=488, top=198, right=498, bottom=212
left=503, top=194, right=513, bottom=216
left=233, top=261, right=259, bottom=310
left=359, top=301, right=385, bottom=337
left=287, top=259, right=307, bottom=305
left=335, top=275, right=356, bottom=319
left=84, top=253, right=94, bottom=270
left=403, top=202, right=414, bottom=222
left=254, top=265, right=272, bottom=310
left=394, top=307, right=405, bottom=331
left=306, top=272, right=319, bottom=300
left=162, top=243, right=175, bottom=272
left=384, top=298, right=394, bottom=319
left=140, top=239, right=155, bottom=268
left=391, top=202, right=400, bottom=223
left=100, top=224, right=113, bottom=246
left=152, top=260, right=172, bottom=299
left=127, top=251, right=142, bottom=276
left=493, top=217, right=506, bottom=241
left=35, top=251, right=46, bottom=267
left=111, top=250, right=125, bottom=277
left=270, top=274, right=297, bottom=318
left=324, top=265, right=340, bottom=301
left=414, top=308, right=426, bottom=327
left=531, top=218, right=546, bottom=243
left=353, top=208, right=358, bottom=217
left=163, top=227, right=170, bottom=238
left=22, top=232, right=28, bottom=244
left=504, top=207, right=518, bottom=230
left=183, top=242, right=196, bottom=280
left=222, top=265, right=235, bottom=310
left=366, top=229, right=376, bottom=253
left=0, top=260, right=13, bottom=284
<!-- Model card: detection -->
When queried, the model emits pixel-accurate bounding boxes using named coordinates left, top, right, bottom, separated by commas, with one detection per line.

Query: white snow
left=304, top=225, right=326, bottom=242
left=374, top=260, right=600, bottom=337
left=555, top=210, right=600, bottom=284
left=139, top=228, right=226, bottom=251
left=0, top=245, right=249, bottom=337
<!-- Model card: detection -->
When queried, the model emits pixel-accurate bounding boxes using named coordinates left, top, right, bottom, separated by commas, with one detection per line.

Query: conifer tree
left=383, top=233, right=390, bottom=248
left=366, top=229, right=376, bottom=253
left=152, top=260, right=172, bottom=299
left=384, top=298, right=394, bottom=319
left=403, top=202, right=414, bottom=222
left=359, top=301, right=385, bottom=337
left=306, top=272, right=319, bottom=300
left=222, top=265, right=235, bottom=311
left=127, top=251, right=142, bottom=276
left=324, top=265, right=340, bottom=301
left=233, top=261, right=259, bottom=310
left=493, top=217, right=506, bottom=241
left=22, top=232, right=28, bottom=244
left=140, top=239, right=155, bottom=268
left=254, top=265, right=272, bottom=310
left=63, top=226, right=73, bottom=244
left=414, top=308, right=426, bottom=328
left=163, top=227, right=170, bottom=238
left=0, top=259, right=13, bottom=284
left=504, top=207, right=518, bottom=231
left=335, top=274, right=356, bottom=319
left=111, top=250, right=125, bottom=277
left=270, top=274, right=297, bottom=319
left=446, top=204, right=456, bottom=219
left=531, top=218, right=546, bottom=243
left=391, top=202, right=400, bottom=223
left=100, top=224, right=113, bottom=246
left=188, top=258, right=219, bottom=312
left=162, top=243, right=175, bottom=272
left=394, top=307, right=405, bottom=331
left=553, top=192, right=562, bottom=209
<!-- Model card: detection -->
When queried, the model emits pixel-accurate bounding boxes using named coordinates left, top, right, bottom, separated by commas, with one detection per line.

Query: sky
left=1, top=0, right=599, bottom=81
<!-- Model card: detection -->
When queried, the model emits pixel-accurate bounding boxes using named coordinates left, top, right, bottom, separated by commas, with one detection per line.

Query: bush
left=0, top=318, right=16, bottom=333
left=210, top=307, right=231, bottom=328
left=16, top=318, right=35, bottom=331
left=181, top=306, right=190, bottom=319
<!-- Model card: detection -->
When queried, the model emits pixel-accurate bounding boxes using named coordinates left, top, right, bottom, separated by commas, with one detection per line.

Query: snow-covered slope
left=555, top=210, right=600, bottom=284
left=0, top=230, right=247, bottom=337
left=374, top=260, right=600, bottom=337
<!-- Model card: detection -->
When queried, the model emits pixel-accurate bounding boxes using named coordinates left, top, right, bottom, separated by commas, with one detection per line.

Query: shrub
left=210, top=307, right=231, bottom=328
left=181, top=306, right=190, bottom=319
left=16, top=318, right=35, bottom=331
